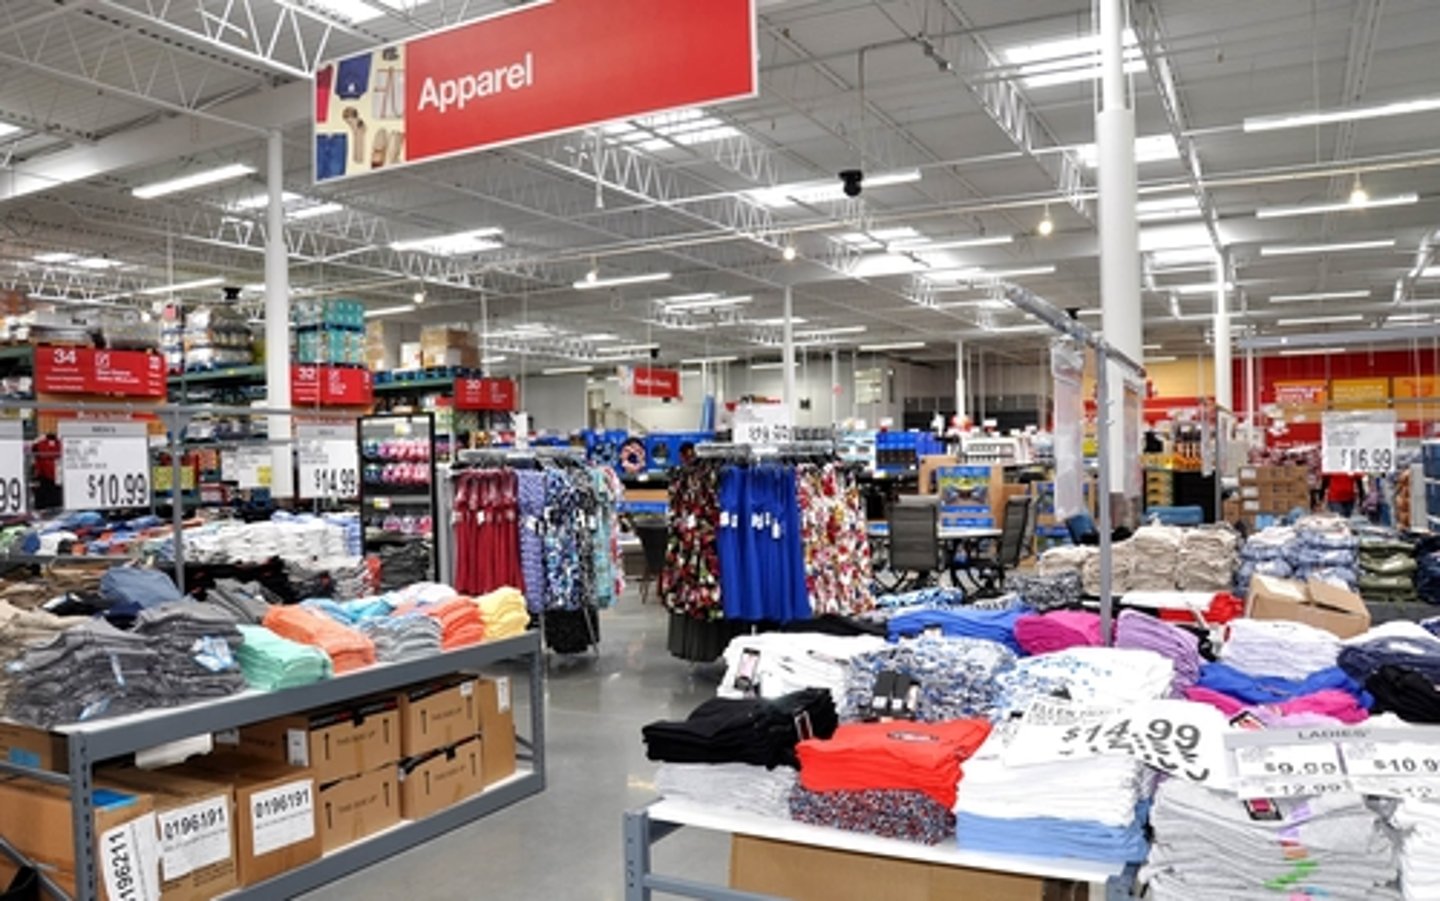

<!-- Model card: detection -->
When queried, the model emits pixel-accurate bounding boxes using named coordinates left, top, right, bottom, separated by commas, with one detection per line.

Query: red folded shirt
left=796, top=719, right=991, bottom=809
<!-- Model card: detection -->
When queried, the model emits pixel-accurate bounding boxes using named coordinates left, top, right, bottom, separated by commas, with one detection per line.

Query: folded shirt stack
left=1339, top=622, right=1440, bottom=685
left=1176, top=526, right=1240, bottom=592
left=394, top=597, right=486, bottom=649
left=1183, top=685, right=1369, bottom=725
left=796, top=718, right=991, bottom=810
left=1006, top=571, right=1082, bottom=612
left=1390, top=798, right=1440, bottom=901
left=871, top=586, right=969, bottom=613
left=1014, top=610, right=1104, bottom=655
left=655, top=762, right=797, bottom=820
left=132, top=602, right=248, bottom=702
left=357, top=614, right=444, bottom=662
left=839, top=637, right=1016, bottom=722
left=1115, top=609, right=1203, bottom=688
left=790, top=787, right=956, bottom=845
left=1220, top=617, right=1341, bottom=680
left=1037, top=545, right=1095, bottom=581
left=203, top=578, right=275, bottom=624
left=1082, top=546, right=1121, bottom=596
left=1127, top=525, right=1185, bottom=591
left=235, top=624, right=333, bottom=690
left=1194, top=661, right=1371, bottom=709
left=717, top=633, right=888, bottom=702
left=262, top=605, right=376, bottom=674
left=377, top=541, right=433, bottom=592
left=1366, top=665, right=1440, bottom=723
left=992, top=646, right=1175, bottom=718
left=474, top=587, right=529, bottom=640
left=886, top=607, right=1024, bottom=652
left=1141, top=779, right=1401, bottom=901
left=0, top=601, right=84, bottom=707
left=4, top=621, right=163, bottom=727
left=643, top=689, right=838, bottom=769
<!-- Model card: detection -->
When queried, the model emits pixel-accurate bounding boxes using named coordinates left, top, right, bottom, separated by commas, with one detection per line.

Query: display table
left=624, top=799, right=1129, bottom=901
left=0, top=632, right=546, bottom=901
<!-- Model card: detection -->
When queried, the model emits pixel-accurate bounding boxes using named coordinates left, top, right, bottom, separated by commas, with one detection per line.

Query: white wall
left=519, top=374, right=587, bottom=434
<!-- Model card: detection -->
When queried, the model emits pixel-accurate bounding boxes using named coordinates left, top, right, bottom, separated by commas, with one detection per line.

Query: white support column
left=264, top=129, right=293, bottom=499
left=954, top=340, right=967, bottom=427
left=830, top=348, right=840, bottom=427
left=782, top=286, right=797, bottom=413
left=1097, top=0, right=1143, bottom=502
left=1213, top=251, right=1233, bottom=410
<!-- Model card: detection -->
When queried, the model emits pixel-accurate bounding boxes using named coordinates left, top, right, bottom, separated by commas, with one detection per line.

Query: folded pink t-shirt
left=1014, top=610, right=1104, bottom=655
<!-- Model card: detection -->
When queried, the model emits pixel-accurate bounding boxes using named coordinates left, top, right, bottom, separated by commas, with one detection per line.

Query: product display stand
left=622, top=800, right=1129, bottom=901
left=0, top=632, right=546, bottom=901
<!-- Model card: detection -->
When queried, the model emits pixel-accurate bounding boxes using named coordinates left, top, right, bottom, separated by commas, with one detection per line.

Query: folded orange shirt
left=796, top=719, right=992, bottom=809
left=262, top=605, right=377, bottom=674
left=393, top=597, right=486, bottom=650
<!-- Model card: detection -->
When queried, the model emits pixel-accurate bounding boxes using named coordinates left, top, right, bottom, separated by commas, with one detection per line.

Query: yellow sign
left=151, top=465, right=196, bottom=493
left=1394, top=376, right=1438, bottom=399
left=1331, top=377, right=1390, bottom=410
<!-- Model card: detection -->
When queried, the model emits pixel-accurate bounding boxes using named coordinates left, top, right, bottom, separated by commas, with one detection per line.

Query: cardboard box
left=400, top=342, right=422, bottom=370
left=730, top=835, right=1071, bottom=901
left=1247, top=573, right=1372, bottom=639
left=398, top=678, right=479, bottom=759
left=1238, top=465, right=1259, bottom=482
left=1240, top=484, right=1261, bottom=499
left=399, top=737, right=484, bottom=820
left=0, top=722, right=65, bottom=772
left=318, top=767, right=400, bottom=854
left=0, top=779, right=157, bottom=901
left=180, top=759, right=319, bottom=888
left=233, top=696, right=400, bottom=785
left=476, top=678, right=516, bottom=786
left=100, top=767, right=237, bottom=901
left=419, top=327, right=473, bottom=351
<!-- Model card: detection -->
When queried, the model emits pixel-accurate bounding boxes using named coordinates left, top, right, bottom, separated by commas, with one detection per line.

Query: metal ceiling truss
left=0, top=264, right=154, bottom=304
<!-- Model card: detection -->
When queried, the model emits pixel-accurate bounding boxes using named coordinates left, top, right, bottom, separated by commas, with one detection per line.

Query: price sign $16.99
left=1332, top=446, right=1394, bottom=473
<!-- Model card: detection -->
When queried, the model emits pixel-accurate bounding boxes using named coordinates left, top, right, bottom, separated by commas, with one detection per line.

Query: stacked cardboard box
left=1235, top=464, right=1311, bottom=528
left=419, top=327, right=479, bottom=369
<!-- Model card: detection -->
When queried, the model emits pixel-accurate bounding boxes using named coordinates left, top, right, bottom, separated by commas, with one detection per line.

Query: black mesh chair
left=886, top=500, right=942, bottom=589
left=958, top=496, right=1034, bottom=596
left=634, top=522, right=669, bottom=604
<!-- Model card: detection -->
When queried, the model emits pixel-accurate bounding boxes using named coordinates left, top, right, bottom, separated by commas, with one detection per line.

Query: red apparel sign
left=622, top=366, right=681, bottom=399
left=291, top=365, right=374, bottom=406
left=34, top=347, right=165, bottom=397
left=454, top=377, right=517, bottom=411
left=314, top=0, right=757, bottom=182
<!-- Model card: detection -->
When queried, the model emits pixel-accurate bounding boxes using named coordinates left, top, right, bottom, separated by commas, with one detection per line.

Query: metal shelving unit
left=0, top=631, right=546, bottom=901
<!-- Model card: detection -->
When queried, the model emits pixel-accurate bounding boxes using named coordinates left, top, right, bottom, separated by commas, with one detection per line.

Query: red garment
left=263, top=606, right=375, bottom=674
left=1158, top=592, right=1243, bottom=626
left=452, top=469, right=523, bottom=596
left=32, top=437, right=59, bottom=482
left=1327, top=473, right=1357, bottom=504
left=796, top=719, right=991, bottom=809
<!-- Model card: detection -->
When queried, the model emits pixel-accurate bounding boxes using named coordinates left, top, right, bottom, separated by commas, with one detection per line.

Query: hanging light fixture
left=1037, top=205, right=1055, bottom=237
left=1349, top=174, right=1370, bottom=206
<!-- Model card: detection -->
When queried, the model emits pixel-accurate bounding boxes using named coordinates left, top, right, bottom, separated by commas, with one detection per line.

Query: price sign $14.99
left=296, top=428, right=359, bottom=501
left=310, top=466, right=357, bottom=499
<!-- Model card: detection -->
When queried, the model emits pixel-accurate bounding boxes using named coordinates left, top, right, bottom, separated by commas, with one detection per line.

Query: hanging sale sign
left=0, top=421, right=26, bottom=516
left=453, top=377, right=517, bottom=412
left=619, top=366, right=681, bottom=399
left=291, top=366, right=374, bottom=406
left=60, top=420, right=152, bottom=510
left=1322, top=410, right=1397, bottom=474
left=34, top=346, right=166, bottom=397
left=296, top=424, right=359, bottom=500
left=313, top=0, right=757, bottom=183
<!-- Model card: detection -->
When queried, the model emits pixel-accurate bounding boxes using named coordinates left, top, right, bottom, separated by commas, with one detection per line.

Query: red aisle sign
left=454, top=377, right=517, bottom=412
left=314, top=0, right=757, bottom=182
left=291, top=365, right=374, bottom=406
left=622, top=366, right=681, bottom=399
left=34, top=346, right=165, bottom=397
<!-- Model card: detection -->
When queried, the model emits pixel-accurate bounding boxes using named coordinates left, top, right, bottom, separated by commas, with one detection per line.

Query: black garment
left=778, top=614, right=887, bottom=638
left=642, top=689, right=838, bottom=769
left=543, top=607, right=600, bottom=655
left=0, top=866, right=39, bottom=901
left=1366, top=665, right=1440, bottom=724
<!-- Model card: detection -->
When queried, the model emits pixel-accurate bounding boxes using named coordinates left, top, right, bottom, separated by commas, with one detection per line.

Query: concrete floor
left=305, top=591, right=731, bottom=901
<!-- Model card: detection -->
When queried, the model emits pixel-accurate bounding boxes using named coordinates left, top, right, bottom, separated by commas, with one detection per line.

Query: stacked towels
left=643, top=690, right=837, bottom=769
left=262, top=605, right=376, bottom=674
left=1220, top=617, right=1340, bottom=680
left=655, top=763, right=797, bottom=820
left=1014, top=610, right=1103, bottom=655
left=1038, top=545, right=1094, bottom=581
left=1115, top=609, right=1202, bottom=688
left=235, top=624, right=332, bottom=690
left=474, top=587, right=529, bottom=640
left=839, top=637, right=1015, bottom=722
left=4, top=621, right=161, bottom=727
left=133, top=602, right=248, bottom=701
left=1127, top=525, right=1184, bottom=591
left=1142, top=780, right=1400, bottom=901
left=357, top=614, right=443, bottom=662
left=886, top=607, right=1023, bottom=652
left=717, top=633, right=887, bottom=702
left=1176, top=526, right=1240, bottom=592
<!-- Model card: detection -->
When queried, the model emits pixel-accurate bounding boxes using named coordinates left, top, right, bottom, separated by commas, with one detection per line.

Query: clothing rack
left=693, top=441, right=837, bottom=460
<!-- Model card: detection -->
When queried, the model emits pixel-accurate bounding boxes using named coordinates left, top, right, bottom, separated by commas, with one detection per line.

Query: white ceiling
left=2, top=0, right=1440, bottom=369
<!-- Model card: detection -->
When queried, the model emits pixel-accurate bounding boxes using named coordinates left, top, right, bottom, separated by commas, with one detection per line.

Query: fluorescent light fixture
left=137, top=276, right=224, bottom=296
left=1077, top=309, right=1102, bottom=318
left=1137, top=194, right=1202, bottom=223
left=289, top=202, right=345, bottom=221
left=1144, top=355, right=1179, bottom=363
left=1255, top=193, right=1419, bottom=219
left=391, top=227, right=504, bottom=255
left=1245, top=95, right=1440, bottom=133
left=1386, top=313, right=1432, bottom=323
left=838, top=227, right=920, bottom=250
left=660, top=292, right=718, bottom=303
left=34, top=252, right=77, bottom=264
left=542, top=366, right=594, bottom=375
left=1259, top=239, right=1397, bottom=257
left=574, top=271, right=672, bottom=290
left=277, top=0, right=398, bottom=22
left=1275, top=314, right=1365, bottom=326
left=750, top=317, right=808, bottom=327
left=1160, top=282, right=1232, bottom=295
left=583, top=333, right=621, bottom=342
left=681, top=356, right=740, bottom=365
left=1002, top=28, right=1143, bottom=89
left=595, top=343, right=660, bottom=355
left=230, top=191, right=302, bottom=211
left=750, top=361, right=792, bottom=371
left=133, top=163, right=255, bottom=200
left=1149, top=247, right=1216, bottom=268
left=665, top=294, right=754, bottom=311
left=1143, top=343, right=1163, bottom=351
left=1074, top=134, right=1180, bottom=169
left=1268, top=290, right=1372, bottom=303
left=746, top=170, right=921, bottom=209
left=0, top=123, right=22, bottom=139
left=1422, top=267, right=1440, bottom=279
left=986, top=324, right=1049, bottom=334
left=892, top=234, right=1014, bottom=252
left=364, top=304, right=417, bottom=319
left=795, top=326, right=867, bottom=339
left=858, top=342, right=927, bottom=352
left=512, top=323, right=553, bottom=333
left=241, top=283, right=266, bottom=293
left=482, top=356, right=507, bottom=365
left=1278, top=347, right=1346, bottom=357
left=925, top=265, right=1056, bottom=282
left=75, top=258, right=123, bottom=270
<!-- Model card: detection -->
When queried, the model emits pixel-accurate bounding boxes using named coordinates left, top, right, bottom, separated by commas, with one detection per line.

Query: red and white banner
left=34, top=346, right=166, bottom=398
left=291, top=365, right=374, bottom=406
left=313, top=0, right=757, bottom=182
left=620, top=366, right=681, bottom=399
left=454, top=377, right=517, bottom=411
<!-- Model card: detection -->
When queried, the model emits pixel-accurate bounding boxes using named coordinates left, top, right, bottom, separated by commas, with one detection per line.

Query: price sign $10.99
left=60, top=421, right=152, bottom=512
left=296, top=425, right=358, bottom=501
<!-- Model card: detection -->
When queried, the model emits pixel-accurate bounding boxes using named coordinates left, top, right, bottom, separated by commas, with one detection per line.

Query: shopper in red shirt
left=1325, top=472, right=1358, bottom=518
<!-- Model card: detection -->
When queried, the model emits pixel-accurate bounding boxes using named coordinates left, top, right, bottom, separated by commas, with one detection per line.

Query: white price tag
left=1340, top=740, right=1440, bottom=781
left=731, top=403, right=794, bottom=449
left=1322, top=410, right=1397, bottom=474
left=0, top=421, right=27, bottom=516
left=1002, top=697, right=1119, bottom=767
left=224, top=446, right=273, bottom=490
left=156, top=797, right=230, bottom=881
left=1232, top=742, right=1346, bottom=799
left=100, top=814, right=161, bottom=901
left=496, top=676, right=511, bottom=713
left=1089, top=700, right=1229, bottom=784
left=60, top=421, right=151, bottom=511
left=249, top=778, right=315, bottom=856
left=296, top=425, right=358, bottom=501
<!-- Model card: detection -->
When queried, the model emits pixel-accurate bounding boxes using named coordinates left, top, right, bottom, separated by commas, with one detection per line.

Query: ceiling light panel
left=1267, top=290, right=1372, bottom=303
left=1002, top=28, right=1143, bottom=89
left=1259, top=239, right=1398, bottom=257
left=391, top=227, right=504, bottom=255
left=1244, top=95, right=1440, bottom=133
left=133, top=164, right=255, bottom=199
left=1255, top=194, right=1419, bottom=219
left=1074, top=134, right=1180, bottom=169
left=1275, top=314, right=1366, bottom=326
left=574, top=272, right=672, bottom=290
left=663, top=295, right=753, bottom=311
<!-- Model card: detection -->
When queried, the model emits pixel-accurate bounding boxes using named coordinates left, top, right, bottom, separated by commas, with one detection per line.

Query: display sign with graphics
left=296, top=424, right=359, bottom=500
left=1322, top=410, right=1397, bottom=474
left=60, top=420, right=151, bottom=510
left=619, top=366, right=681, bottom=400
left=1273, top=380, right=1328, bottom=410
left=454, top=377, right=517, bottom=411
left=34, top=346, right=166, bottom=397
left=291, top=365, right=374, bottom=406
left=313, top=0, right=757, bottom=182
left=1331, top=377, right=1390, bottom=410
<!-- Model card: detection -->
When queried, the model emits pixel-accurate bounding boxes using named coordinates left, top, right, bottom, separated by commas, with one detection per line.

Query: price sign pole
left=0, top=420, right=28, bottom=517
left=296, top=424, right=359, bottom=501
left=1322, top=410, right=1397, bottom=474
left=60, top=420, right=152, bottom=511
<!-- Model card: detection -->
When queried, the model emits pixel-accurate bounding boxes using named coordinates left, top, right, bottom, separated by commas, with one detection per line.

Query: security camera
left=839, top=169, right=864, bottom=198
